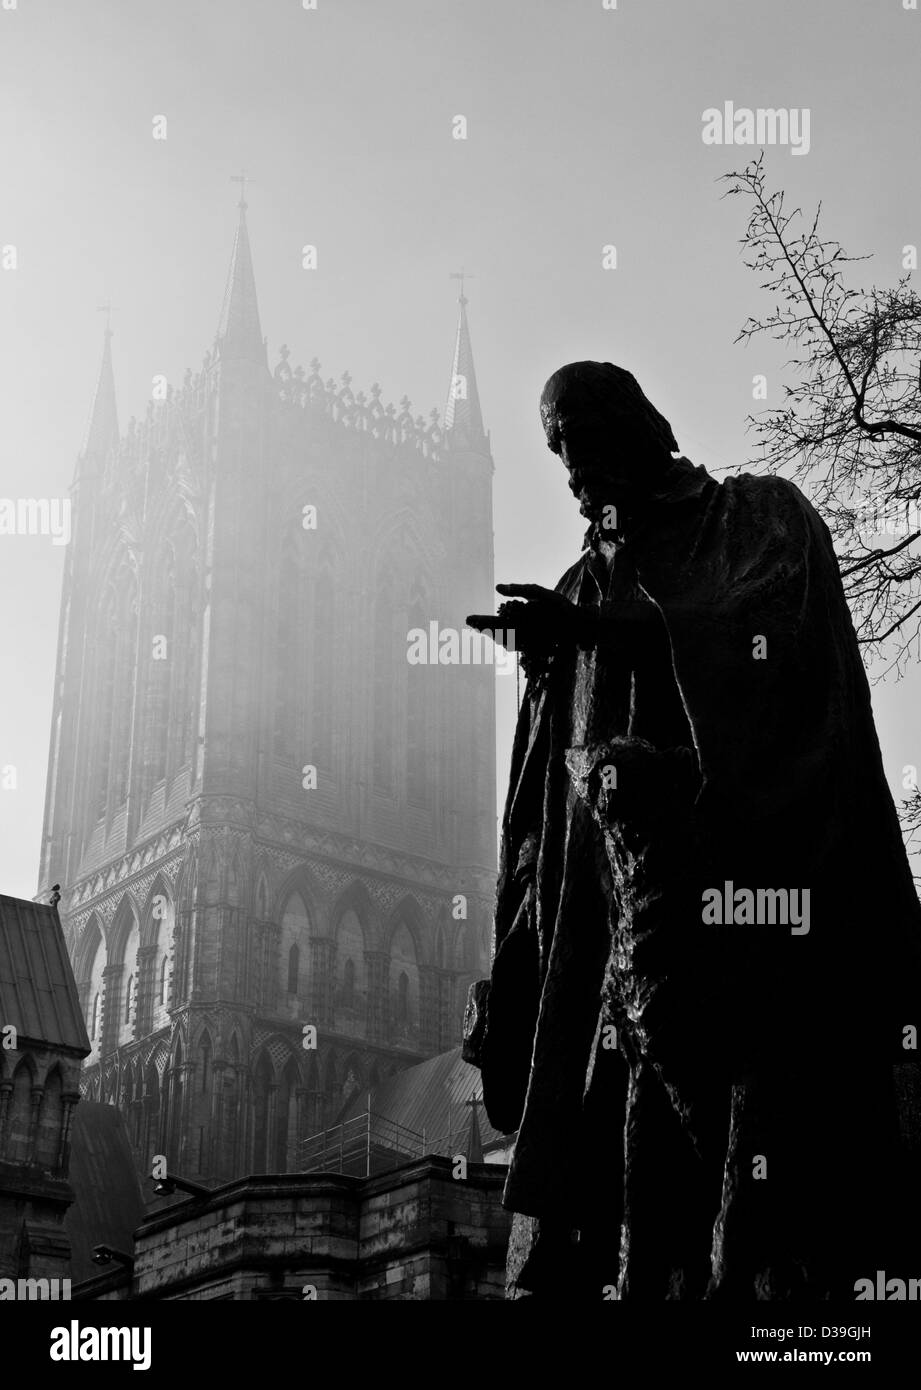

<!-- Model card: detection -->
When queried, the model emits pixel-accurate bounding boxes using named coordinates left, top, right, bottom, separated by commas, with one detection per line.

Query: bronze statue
left=466, top=361, right=921, bottom=1301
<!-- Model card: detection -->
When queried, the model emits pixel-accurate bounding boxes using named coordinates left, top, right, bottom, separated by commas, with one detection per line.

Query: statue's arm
left=467, top=594, right=662, bottom=668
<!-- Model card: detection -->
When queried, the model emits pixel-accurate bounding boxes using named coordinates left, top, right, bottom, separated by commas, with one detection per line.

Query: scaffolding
left=297, top=1109, right=473, bottom=1178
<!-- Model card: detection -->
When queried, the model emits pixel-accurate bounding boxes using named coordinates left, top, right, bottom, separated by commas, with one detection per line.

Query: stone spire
left=216, top=181, right=265, bottom=364
left=78, top=320, right=119, bottom=474
left=444, top=272, right=486, bottom=450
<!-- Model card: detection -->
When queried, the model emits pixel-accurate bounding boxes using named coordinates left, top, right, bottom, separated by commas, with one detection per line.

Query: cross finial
left=96, top=303, right=116, bottom=335
left=230, top=170, right=252, bottom=211
left=449, top=267, right=475, bottom=305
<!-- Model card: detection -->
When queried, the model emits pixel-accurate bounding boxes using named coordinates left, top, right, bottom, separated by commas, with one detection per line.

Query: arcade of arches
left=70, top=878, right=480, bottom=1181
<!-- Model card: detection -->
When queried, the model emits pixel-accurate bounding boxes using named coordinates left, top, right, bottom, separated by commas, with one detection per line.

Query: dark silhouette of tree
left=724, top=156, right=921, bottom=870
left=903, top=789, right=921, bottom=880
left=724, top=156, right=921, bottom=664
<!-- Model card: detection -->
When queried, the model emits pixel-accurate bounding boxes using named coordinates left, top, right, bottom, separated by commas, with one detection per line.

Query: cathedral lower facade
left=37, top=199, right=497, bottom=1184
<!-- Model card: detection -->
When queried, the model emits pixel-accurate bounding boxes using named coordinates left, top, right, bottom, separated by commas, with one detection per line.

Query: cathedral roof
left=66, top=1101, right=146, bottom=1282
left=339, top=1045, right=508, bottom=1157
left=216, top=196, right=266, bottom=365
left=444, top=286, right=487, bottom=451
left=0, top=894, right=89, bottom=1054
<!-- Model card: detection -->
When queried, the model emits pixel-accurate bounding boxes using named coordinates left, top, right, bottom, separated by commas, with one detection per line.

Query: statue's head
left=540, top=362, right=678, bottom=523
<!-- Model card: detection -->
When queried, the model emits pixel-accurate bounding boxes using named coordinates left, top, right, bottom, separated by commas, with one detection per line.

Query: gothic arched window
left=333, top=908, right=367, bottom=1033
left=147, top=546, right=175, bottom=792
left=142, top=514, right=197, bottom=801
left=373, top=570, right=394, bottom=789
left=144, top=1061, right=160, bottom=1164
left=278, top=891, right=312, bottom=1010
left=169, top=517, right=198, bottom=775
left=287, top=943, right=300, bottom=995
left=136, top=888, right=174, bottom=1036
left=110, top=560, right=138, bottom=809
left=200, top=1032, right=212, bottom=1095
left=84, top=554, right=138, bottom=822
left=116, top=910, right=140, bottom=1048
left=312, top=563, right=335, bottom=766
left=168, top=1039, right=184, bottom=1167
left=37, top=1067, right=64, bottom=1171
left=406, top=578, right=430, bottom=805
left=90, top=586, right=119, bottom=821
left=8, top=1061, right=35, bottom=1164
left=389, top=921, right=419, bottom=1038
left=80, top=917, right=106, bottom=1063
left=274, top=541, right=301, bottom=759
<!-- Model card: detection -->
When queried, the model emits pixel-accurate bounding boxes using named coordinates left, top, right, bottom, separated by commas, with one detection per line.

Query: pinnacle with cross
left=464, top=1090, right=484, bottom=1163
left=449, top=267, right=475, bottom=306
left=231, top=170, right=252, bottom=211
left=465, top=1090, right=483, bottom=1130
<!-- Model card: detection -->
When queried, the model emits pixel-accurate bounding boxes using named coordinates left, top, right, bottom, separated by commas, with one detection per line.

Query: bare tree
left=722, top=155, right=921, bottom=674
left=723, top=156, right=921, bottom=875
left=903, top=787, right=921, bottom=870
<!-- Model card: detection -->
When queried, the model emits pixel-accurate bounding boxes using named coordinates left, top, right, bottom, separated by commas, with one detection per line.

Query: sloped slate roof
left=66, top=1102, right=146, bottom=1283
left=340, top=1046, right=510, bottom=1152
left=0, top=895, right=89, bottom=1053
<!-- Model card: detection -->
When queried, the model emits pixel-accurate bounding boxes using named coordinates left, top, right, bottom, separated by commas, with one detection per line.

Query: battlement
left=273, top=347, right=448, bottom=461
left=104, top=347, right=454, bottom=489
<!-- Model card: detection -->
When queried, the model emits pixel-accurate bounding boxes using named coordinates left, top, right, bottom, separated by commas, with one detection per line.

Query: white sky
left=1, top=0, right=919, bottom=897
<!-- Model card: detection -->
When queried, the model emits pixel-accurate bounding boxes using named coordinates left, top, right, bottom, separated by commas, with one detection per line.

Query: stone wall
left=76, top=1157, right=510, bottom=1301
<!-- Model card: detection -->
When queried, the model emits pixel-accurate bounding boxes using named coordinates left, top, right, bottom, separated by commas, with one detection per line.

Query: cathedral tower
left=38, top=200, right=497, bottom=1181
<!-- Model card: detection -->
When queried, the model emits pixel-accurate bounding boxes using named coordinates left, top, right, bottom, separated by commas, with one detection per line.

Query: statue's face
left=556, top=417, right=645, bottom=522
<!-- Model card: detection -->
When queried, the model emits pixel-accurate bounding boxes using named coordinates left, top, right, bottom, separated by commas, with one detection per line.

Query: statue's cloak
left=477, top=456, right=921, bottom=1296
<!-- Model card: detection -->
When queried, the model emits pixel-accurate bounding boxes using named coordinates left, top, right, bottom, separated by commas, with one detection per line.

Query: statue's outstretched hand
left=466, top=582, right=590, bottom=656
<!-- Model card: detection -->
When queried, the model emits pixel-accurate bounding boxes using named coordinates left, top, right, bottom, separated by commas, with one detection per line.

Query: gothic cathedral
left=37, top=198, right=497, bottom=1183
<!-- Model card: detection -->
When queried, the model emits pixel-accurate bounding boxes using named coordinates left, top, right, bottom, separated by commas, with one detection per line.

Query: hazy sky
left=2, top=0, right=919, bottom=897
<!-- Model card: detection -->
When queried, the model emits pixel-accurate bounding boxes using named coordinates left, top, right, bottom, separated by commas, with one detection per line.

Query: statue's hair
left=540, top=361, right=678, bottom=456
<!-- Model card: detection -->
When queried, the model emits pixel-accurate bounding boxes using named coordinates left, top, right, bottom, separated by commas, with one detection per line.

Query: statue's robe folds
left=470, top=456, right=921, bottom=1300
